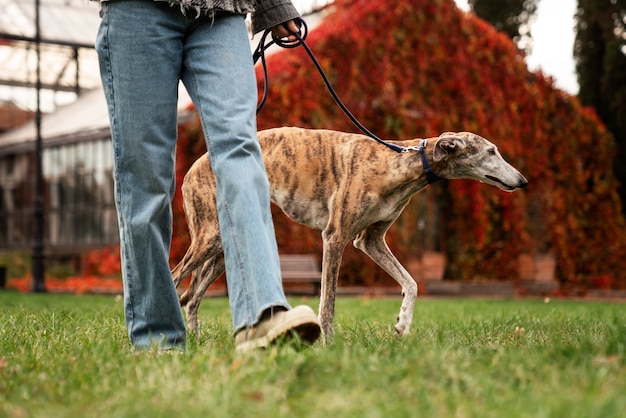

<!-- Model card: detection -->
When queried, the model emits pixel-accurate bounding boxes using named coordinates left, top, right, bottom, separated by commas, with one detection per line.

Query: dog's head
left=432, top=132, right=528, bottom=192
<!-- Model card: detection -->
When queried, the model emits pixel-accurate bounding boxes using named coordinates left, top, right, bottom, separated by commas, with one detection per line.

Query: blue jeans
left=96, top=0, right=289, bottom=350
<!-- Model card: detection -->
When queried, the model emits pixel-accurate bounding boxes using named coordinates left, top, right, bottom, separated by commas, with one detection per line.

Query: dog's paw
left=395, top=317, right=411, bottom=337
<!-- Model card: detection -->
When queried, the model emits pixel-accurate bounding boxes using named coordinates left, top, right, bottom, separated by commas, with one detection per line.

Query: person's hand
left=271, top=19, right=300, bottom=42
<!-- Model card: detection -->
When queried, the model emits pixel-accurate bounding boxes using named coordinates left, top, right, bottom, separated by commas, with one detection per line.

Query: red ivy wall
left=249, top=0, right=626, bottom=287
left=92, top=0, right=625, bottom=289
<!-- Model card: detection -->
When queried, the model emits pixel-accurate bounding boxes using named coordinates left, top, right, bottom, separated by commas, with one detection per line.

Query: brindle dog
left=172, top=127, right=528, bottom=343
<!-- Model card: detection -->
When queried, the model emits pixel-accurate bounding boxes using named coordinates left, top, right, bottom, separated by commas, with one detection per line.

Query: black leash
left=253, top=17, right=444, bottom=183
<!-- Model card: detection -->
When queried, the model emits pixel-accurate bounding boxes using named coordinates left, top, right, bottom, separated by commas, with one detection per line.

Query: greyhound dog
left=172, top=127, right=528, bottom=342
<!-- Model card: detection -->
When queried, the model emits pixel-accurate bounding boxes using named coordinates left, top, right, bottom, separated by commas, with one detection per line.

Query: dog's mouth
left=485, top=175, right=517, bottom=191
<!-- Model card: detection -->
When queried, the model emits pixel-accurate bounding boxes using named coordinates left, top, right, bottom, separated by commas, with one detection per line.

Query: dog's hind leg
left=172, top=239, right=220, bottom=305
left=353, top=222, right=418, bottom=337
left=185, top=254, right=226, bottom=336
left=178, top=256, right=205, bottom=307
left=172, top=156, right=222, bottom=302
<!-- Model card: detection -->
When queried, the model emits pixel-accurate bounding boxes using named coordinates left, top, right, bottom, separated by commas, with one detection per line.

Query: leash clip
left=401, top=145, right=421, bottom=153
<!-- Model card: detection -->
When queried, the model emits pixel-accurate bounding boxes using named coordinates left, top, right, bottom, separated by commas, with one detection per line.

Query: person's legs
left=96, top=0, right=187, bottom=350
left=181, top=13, right=291, bottom=333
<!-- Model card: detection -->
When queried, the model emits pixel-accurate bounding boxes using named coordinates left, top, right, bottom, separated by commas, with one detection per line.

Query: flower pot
left=518, top=253, right=556, bottom=282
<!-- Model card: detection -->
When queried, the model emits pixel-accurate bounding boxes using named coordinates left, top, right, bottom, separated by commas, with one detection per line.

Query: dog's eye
left=488, top=148, right=496, bottom=155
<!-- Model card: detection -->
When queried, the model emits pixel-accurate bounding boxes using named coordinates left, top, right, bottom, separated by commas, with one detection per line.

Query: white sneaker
left=235, top=305, right=321, bottom=352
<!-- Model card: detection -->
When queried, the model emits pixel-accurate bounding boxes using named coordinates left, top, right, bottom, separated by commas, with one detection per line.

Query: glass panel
left=1, top=137, right=118, bottom=250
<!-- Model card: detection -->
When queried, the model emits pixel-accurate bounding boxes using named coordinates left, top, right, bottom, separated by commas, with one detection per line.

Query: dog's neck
left=395, top=138, right=445, bottom=186
left=415, top=139, right=445, bottom=184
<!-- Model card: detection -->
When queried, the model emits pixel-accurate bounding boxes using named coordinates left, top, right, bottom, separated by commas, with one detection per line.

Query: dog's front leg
left=395, top=279, right=417, bottom=337
left=353, top=227, right=417, bottom=337
left=318, top=238, right=347, bottom=344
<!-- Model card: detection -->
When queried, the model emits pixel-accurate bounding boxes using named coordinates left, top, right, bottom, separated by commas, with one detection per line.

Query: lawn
left=0, top=292, right=624, bottom=417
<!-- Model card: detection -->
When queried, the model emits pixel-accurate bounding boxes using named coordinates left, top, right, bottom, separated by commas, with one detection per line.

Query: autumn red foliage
left=7, top=275, right=123, bottom=294
left=80, top=0, right=626, bottom=290
left=252, top=0, right=626, bottom=287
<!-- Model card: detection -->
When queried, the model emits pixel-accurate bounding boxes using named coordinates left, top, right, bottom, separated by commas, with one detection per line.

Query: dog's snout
left=485, top=173, right=528, bottom=191
left=510, top=174, right=528, bottom=190
left=518, top=175, right=529, bottom=189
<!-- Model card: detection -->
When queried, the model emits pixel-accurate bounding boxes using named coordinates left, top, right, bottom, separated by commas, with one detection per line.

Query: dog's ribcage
left=262, top=128, right=419, bottom=235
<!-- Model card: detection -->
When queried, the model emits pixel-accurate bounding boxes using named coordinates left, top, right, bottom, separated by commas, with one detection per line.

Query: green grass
left=0, top=292, right=624, bottom=418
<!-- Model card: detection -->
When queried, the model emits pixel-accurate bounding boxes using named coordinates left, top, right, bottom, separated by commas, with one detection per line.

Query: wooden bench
left=279, top=254, right=322, bottom=296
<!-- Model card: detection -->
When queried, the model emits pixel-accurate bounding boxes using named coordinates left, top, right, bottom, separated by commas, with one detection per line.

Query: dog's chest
left=271, top=189, right=329, bottom=230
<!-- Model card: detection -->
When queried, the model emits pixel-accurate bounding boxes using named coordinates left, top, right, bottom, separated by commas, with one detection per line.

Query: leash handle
left=253, top=18, right=307, bottom=115
left=253, top=17, right=406, bottom=154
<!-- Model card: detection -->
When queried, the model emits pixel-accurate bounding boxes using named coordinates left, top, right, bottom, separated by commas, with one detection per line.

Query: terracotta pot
left=518, top=253, right=556, bottom=282
left=407, top=251, right=446, bottom=281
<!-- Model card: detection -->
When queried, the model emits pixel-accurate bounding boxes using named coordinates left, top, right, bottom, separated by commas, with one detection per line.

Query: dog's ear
left=434, top=134, right=464, bottom=162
